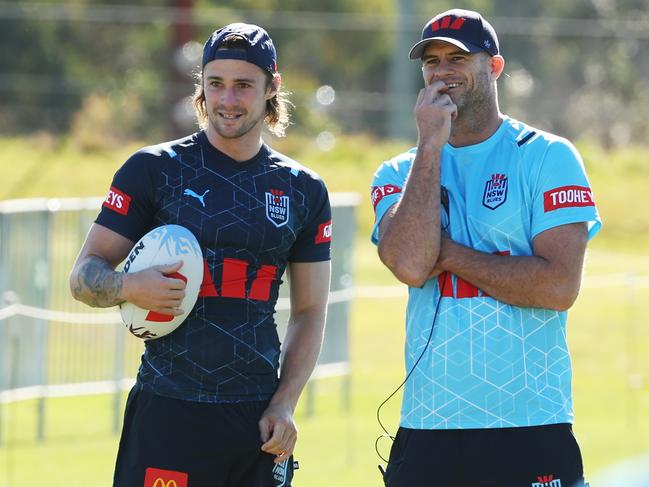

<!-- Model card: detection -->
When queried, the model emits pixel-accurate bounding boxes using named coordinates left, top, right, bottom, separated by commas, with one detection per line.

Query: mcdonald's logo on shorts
left=144, top=467, right=188, bottom=487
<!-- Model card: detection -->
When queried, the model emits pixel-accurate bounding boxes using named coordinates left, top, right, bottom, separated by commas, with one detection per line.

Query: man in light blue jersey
left=371, top=8, right=600, bottom=487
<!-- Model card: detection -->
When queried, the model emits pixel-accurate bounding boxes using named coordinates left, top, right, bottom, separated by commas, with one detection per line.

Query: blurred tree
left=0, top=0, right=647, bottom=147
left=487, top=0, right=649, bottom=147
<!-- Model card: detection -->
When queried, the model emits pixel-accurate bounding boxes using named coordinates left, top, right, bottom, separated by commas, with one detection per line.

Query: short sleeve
left=95, top=151, right=158, bottom=242
left=370, top=158, right=409, bottom=245
left=288, top=178, right=332, bottom=263
left=530, top=139, right=602, bottom=241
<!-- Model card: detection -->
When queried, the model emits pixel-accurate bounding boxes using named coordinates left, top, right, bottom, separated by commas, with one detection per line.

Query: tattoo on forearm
left=73, top=256, right=124, bottom=308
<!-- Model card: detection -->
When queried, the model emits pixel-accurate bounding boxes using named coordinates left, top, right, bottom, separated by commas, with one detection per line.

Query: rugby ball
left=119, top=225, right=203, bottom=340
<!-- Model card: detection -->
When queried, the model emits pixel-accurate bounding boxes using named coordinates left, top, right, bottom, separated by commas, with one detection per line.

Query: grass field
left=1, top=134, right=649, bottom=485
left=1, top=243, right=648, bottom=486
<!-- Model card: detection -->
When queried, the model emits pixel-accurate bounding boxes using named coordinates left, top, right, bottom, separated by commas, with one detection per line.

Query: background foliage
left=1, top=0, right=648, bottom=146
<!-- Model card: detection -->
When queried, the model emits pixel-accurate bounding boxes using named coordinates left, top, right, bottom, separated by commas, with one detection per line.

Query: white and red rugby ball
left=119, top=224, right=203, bottom=340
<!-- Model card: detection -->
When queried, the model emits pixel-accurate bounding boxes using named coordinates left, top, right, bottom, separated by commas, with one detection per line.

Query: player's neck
left=205, top=126, right=264, bottom=163
left=449, top=110, right=504, bottom=148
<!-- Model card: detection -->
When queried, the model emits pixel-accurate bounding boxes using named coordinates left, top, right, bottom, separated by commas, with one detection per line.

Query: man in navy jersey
left=70, top=23, right=332, bottom=487
left=371, top=9, right=599, bottom=487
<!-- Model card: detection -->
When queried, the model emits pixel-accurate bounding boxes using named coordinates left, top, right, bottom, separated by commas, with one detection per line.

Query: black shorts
left=383, top=424, right=588, bottom=487
left=113, top=387, right=289, bottom=487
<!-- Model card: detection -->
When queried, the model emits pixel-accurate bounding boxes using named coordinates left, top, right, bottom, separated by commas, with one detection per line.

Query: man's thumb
left=259, top=418, right=272, bottom=443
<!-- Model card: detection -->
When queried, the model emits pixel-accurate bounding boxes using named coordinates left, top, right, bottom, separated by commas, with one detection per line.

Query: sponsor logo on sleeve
left=315, top=220, right=332, bottom=244
left=482, top=173, right=508, bottom=210
left=543, top=185, right=594, bottom=212
left=103, top=186, right=132, bottom=216
left=371, top=184, right=402, bottom=210
left=144, top=467, right=188, bottom=487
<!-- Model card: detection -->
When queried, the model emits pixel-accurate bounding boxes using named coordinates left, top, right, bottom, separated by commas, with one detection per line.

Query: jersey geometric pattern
left=97, top=131, right=331, bottom=403
left=371, top=117, right=602, bottom=429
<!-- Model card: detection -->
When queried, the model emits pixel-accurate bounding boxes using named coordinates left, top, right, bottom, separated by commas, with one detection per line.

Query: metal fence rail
left=0, top=194, right=359, bottom=441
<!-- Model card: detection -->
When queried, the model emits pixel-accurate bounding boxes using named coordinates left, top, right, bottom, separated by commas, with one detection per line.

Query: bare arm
left=377, top=81, right=456, bottom=287
left=70, top=224, right=134, bottom=307
left=436, top=223, right=588, bottom=311
left=259, top=260, right=331, bottom=463
left=70, top=223, right=186, bottom=314
left=377, top=148, right=441, bottom=287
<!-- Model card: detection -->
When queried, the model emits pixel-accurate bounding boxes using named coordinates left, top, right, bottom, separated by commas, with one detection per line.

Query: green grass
left=2, top=133, right=649, bottom=253
left=1, top=135, right=649, bottom=485
left=0, top=136, right=137, bottom=201
left=2, top=248, right=648, bottom=486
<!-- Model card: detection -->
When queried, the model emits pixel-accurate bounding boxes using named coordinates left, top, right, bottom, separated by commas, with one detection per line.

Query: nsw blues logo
left=265, top=189, right=290, bottom=228
left=482, top=173, right=508, bottom=210
left=272, top=457, right=297, bottom=487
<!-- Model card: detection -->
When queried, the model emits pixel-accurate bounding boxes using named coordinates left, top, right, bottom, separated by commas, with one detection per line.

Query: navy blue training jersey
left=96, top=131, right=332, bottom=403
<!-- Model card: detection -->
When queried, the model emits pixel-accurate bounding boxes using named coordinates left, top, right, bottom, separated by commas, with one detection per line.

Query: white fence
left=0, top=195, right=360, bottom=441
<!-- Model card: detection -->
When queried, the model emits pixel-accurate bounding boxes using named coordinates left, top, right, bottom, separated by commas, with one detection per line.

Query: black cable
left=375, top=187, right=451, bottom=465
left=374, top=270, right=448, bottom=463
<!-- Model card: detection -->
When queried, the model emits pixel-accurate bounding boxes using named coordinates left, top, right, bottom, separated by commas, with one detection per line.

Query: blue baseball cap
left=409, top=9, right=499, bottom=59
left=202, top=23, right=277, bottom=74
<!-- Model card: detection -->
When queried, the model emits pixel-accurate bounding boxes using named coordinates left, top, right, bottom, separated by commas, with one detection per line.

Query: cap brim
left=408, top=37, right=481, bottom=59
left=204, top=50, right=275, bottom=73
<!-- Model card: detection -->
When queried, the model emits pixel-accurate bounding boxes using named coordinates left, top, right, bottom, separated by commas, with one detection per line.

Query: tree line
left=0, top=0, right=648, bottom=148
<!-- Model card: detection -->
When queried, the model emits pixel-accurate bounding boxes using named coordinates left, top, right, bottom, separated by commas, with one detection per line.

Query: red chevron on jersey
left=544, top=185, right=594, bottom=212
left=197, top=257, right=277, bottom=301
left=103, top=186, right=131, bottom=216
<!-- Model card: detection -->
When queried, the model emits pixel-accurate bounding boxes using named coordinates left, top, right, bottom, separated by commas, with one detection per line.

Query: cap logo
left=431, top=16, right=466, bottom=32
left=409, top=10, right=499, bottom=59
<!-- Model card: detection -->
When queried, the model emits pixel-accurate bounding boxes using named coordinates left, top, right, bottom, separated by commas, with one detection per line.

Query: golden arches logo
left=152, top=479, right=177, bottom=487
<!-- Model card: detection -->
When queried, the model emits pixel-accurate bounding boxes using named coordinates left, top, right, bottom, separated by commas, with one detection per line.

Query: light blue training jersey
left=371, top=116, right=602, bottom=429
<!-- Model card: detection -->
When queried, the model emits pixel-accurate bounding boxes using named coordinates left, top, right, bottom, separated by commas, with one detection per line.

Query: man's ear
left=491, top=55, right=505, bottom=81
left=266, top=73, right=281, bottom=99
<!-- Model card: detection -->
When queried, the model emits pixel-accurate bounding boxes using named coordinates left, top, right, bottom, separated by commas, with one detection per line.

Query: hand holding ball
left=119, top=225, right=203, bottom=340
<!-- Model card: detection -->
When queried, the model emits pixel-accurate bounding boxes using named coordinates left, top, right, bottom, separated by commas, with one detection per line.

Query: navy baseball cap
left=202, top=23, right=277, bottom=74
left=409, top=9, right=499, bottom=59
